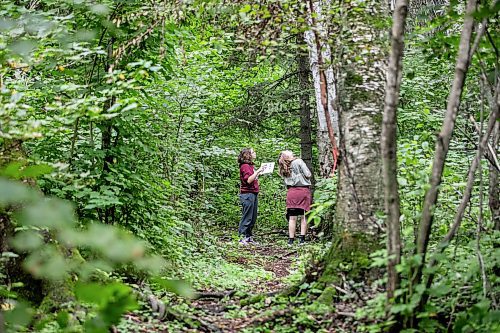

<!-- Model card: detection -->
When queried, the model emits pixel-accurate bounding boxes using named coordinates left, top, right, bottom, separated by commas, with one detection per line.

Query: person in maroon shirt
left=238, top=148, right=263, bottom=245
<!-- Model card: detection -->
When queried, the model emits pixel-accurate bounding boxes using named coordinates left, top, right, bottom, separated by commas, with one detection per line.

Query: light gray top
left=283, top=159, right=312, bottom=187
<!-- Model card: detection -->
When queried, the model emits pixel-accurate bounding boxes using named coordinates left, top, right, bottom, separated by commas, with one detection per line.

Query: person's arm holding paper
left=246, top=166, right=263, bottom=184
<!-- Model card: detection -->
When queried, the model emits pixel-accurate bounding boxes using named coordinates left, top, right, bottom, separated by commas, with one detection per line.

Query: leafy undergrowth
left=114, top=231, right=378, bottom=332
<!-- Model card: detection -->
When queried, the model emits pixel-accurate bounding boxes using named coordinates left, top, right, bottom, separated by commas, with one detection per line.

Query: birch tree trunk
left=312, top=0, right=386, bottom=295
left=304, top=0, right=339, bottom=178
left=335, top=0, right=385, bottom=234
left=382, top=0, right=409, bottom=301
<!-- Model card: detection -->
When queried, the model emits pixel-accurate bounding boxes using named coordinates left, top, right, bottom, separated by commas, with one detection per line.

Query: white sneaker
left=247, top=237, right=259, bottom=245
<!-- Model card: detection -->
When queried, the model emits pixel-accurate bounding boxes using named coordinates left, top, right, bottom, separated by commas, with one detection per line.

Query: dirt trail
left=187, top=236, right=297, bottom=332
left=117, top=233, right=301, bottom=332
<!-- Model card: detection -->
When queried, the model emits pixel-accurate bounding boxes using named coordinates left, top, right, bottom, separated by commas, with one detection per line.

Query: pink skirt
left=286, top=187, right=312, bottom=211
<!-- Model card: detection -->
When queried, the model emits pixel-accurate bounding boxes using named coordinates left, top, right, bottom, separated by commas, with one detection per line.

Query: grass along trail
left=116, top=230, right=327, bottom=332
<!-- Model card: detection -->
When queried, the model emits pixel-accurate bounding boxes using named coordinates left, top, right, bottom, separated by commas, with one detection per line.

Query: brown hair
left=238, top=148, right=254, bottom=165
left=278, top=150, right=296, bottom=177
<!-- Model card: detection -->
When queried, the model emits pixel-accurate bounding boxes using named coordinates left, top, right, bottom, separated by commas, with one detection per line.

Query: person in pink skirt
left=277, top=150, right=312, bottom=245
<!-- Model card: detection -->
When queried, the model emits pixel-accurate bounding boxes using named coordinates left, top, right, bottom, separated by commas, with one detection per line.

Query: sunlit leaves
left=1, top=163, right=53, bottom=179
left=2, top=176, right=167, bottom=281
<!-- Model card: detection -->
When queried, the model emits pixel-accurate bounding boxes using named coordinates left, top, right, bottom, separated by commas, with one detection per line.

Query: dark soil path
left=117, top=232, right=304, bottom=332
left=186, top=234, right=298, bottom=332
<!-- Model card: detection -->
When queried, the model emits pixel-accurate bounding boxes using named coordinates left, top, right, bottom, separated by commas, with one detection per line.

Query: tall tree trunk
left=382, top=0, right=409, bottom=302
left=101, top=37, right=116, bottom=225
left=311, top=0, right=387, bottom=297
left=298, top=51, right=316, bottom=191
left=335, top=0, right=385, bottom=235
left=304, top=0, right=340, bottom=178
left=412, top=0, right=477, bottom=290
left=490, top=114, right=500, bottom=231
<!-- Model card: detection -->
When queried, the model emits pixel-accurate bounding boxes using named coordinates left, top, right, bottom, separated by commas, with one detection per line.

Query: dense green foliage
left=0, top=1, right=305, bottom=331
left=1, top=0, right=499, bottom=332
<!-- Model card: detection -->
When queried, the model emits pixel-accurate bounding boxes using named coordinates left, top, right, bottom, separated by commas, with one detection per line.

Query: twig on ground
left=333, top=285, right=350, bottom=296
left=278, top=250, right=297, bottom=260
left=194, top=290, right=236, bottom=299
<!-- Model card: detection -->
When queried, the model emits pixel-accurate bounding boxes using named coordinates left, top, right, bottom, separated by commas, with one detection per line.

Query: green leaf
left=56, top=311, right=70, bottom=328
left=19, top=198, right=76, bottom=229
left=3, top=301, right=34, bottom=329
left=8, top=39, right=37, bottom=58
left=10, top=230, right=44, bottom=251
left=472, top=3, right=500, bottom=19
left=152, top=278, right=194, bottom=298
left=0, top=178, right=39, bottom=205
left=428, top=283, right=451, bottom=297
left=23, top=247, right=69, bottom=280
left=75, top=282, right=136, bottom=308
left=90, top=4, right=111, bottom=16
left=21, top=164, right=53, bottom=178
left=78, top=282, right=138, bottom=333
left=240, top=4, right=252, bottom=13
left=1, top=162, right=25, bottom=178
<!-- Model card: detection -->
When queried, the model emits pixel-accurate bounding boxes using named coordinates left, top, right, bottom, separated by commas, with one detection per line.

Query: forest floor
left=117, top=231, right=366, bottom=332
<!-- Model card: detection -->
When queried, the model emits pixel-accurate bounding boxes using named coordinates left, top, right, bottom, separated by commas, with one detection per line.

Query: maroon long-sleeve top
left=239, top=163, right=259, bottom=194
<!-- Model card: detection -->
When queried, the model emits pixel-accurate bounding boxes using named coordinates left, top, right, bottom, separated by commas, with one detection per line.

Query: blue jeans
left=238, top=193, right=258, bottom=237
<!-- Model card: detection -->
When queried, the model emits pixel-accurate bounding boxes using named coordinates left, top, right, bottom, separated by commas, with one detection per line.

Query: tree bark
left=491, top=121, right=500, bottom=231
left=382, top=0, right=409, bottom=301
left=304, top=0, right=340, bottom=178
left=335, top=0, right=385, bottom=235
left=298, top=1, right=387, bottom=299
left=413, top=0, right=477, bottom=289
left=297, top=51, right=316, bottom=191
left=101, top=37, right=116, bottom=225
left=0, top=140, right=44, bottom=305
left=0, top=140, right=25, bottom=254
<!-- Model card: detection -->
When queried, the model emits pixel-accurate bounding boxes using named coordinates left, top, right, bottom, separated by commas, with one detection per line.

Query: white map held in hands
left=260, top=162, right=275, bottom=174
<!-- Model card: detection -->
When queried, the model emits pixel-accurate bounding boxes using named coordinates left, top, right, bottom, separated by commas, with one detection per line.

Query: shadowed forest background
left=0, top=0, right=499, bottom=332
